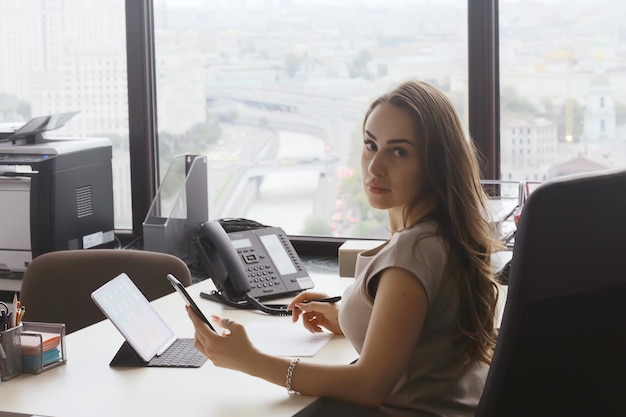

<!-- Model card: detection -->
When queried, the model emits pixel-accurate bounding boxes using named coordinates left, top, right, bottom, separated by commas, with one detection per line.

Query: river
left=244, top=130, right=327, bottom=234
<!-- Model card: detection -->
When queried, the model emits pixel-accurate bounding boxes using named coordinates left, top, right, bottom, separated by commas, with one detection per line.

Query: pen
left=16, top=307, right=25, bottom=326
left=304, top=296, right=342, bottom=304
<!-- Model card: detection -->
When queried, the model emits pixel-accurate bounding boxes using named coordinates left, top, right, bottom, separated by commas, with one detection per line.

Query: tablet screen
left=91, top=273, right=176, bottom=362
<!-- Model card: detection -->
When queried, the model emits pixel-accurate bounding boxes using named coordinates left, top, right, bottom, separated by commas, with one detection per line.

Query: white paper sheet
left=246, top=319, right=334, bottom=357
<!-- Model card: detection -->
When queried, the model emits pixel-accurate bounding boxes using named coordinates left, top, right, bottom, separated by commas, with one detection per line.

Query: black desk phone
left=195, top=220, right=314, bottom=314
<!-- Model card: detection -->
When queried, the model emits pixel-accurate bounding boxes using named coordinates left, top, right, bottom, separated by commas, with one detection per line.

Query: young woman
left=185, top=80, right=501, bottom=416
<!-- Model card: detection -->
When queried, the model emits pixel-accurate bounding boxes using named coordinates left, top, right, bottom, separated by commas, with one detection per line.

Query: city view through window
left=1, top=1, right=625, bottom=239
left=499, top=0, right=626, bottom=182
left=154, top=0, right=468, bottom=239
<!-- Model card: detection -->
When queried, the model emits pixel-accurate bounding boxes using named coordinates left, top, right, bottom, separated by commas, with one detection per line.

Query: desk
left=0, top=274, right=359, bottom=417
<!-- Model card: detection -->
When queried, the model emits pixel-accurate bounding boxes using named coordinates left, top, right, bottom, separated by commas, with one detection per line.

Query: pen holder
left=20, top=321, right=67, bottom=374
left=0, top=324, right=23, bottom=381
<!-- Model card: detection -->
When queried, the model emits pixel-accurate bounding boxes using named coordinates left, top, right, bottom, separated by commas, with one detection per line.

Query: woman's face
left=361, top=101, right=428, bottom=227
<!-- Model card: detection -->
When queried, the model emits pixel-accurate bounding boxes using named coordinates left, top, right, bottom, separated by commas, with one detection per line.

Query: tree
left=500, top=86, right=538, bottom=115
left=284, top=54, right=301, bottom=78
left=349, top=50, right=374, bottom=79
left=0, top=93, right=31, bottom=119
left=614, top=100, right=626, bottom=127
left=158, top=114, right=222, bottom=164
left=302, top=215, right=333, bottom=236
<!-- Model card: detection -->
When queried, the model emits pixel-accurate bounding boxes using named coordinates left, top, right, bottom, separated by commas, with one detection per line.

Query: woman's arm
left=288, top=267, right=427, bottom=407
left=187, top=266, right=427, bottom=408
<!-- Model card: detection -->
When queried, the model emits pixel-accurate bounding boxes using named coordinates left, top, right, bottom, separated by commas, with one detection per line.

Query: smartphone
left=167, top=274, right=216, bottom=332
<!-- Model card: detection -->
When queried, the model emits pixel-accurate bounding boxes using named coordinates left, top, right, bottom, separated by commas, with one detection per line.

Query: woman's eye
left=364, top=139, right=377, bottom=151
left=393, top=148, right=408, bottom=157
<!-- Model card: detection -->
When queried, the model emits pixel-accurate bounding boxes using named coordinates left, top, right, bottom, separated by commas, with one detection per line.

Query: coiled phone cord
left=200, top=290, right=292, bottom=316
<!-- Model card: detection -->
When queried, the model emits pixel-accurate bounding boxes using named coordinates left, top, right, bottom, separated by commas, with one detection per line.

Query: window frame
left=125, top=0, right=159, bottom=238
left=122, top=0, right=500, bottom=257
left=468, top=0, right=500, bottom=180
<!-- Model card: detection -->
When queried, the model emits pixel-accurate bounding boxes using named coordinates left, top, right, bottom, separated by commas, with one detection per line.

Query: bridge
left=205, top=86, right=368, bottom=119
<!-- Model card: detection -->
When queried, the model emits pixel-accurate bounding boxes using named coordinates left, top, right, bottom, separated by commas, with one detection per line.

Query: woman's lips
left=366, top=182, right=389, bottom=194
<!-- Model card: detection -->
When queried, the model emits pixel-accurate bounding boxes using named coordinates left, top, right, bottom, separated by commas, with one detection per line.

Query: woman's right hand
left=287, top=291, right=343, bottom=335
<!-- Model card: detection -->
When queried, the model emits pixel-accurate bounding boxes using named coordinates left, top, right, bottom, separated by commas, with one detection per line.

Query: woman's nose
left=368, top=153, right=386, bottom=176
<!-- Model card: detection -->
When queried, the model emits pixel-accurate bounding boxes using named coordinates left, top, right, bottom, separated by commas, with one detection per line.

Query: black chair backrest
left=476, top=169, right=626, bottom=417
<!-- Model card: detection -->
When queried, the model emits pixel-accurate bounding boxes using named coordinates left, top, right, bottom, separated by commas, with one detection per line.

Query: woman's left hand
left=186, top=306, right=259, bottom=372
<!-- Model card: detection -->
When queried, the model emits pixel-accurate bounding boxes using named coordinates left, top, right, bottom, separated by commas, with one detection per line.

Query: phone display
left=167, top=274, right=216, bottom=332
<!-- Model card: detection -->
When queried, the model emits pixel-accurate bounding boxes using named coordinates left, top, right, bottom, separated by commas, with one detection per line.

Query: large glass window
left=154, top=0, right=468, bottom=239
left=500, top=0, right=626, bottom=182
left=0, top=0, right=131, bottom=229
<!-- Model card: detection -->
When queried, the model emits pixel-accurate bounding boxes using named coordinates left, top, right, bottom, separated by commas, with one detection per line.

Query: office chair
left=19, top=249, right=192, bottom=334
left=476, top=169, right=626, bottom=417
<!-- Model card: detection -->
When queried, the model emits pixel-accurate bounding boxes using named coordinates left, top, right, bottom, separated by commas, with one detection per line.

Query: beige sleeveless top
left=339, top=221, right=488, bottom=417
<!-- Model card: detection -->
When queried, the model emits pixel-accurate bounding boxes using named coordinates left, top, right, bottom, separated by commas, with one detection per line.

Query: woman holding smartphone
left=185, top=80, right=501, bottom=417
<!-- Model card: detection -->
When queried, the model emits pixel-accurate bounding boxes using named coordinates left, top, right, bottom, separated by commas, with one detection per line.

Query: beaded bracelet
left=286, top=358, right=301, bottom=395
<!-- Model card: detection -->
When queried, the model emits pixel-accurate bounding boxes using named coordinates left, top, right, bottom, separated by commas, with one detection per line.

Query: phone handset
left=197, top=220, right=250, bottom=301
left=196, top=221, right=291, bottom=316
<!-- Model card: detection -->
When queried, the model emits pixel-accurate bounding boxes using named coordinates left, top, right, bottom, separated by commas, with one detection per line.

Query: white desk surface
left=0, top=274, right=358, bottom=417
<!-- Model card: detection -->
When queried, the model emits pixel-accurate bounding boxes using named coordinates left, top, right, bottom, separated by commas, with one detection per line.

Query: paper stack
left=21, top=331, right=62, bottom=371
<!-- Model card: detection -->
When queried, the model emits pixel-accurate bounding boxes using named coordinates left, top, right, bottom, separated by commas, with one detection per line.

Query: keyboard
left=148, top=338, right=208, bottom=368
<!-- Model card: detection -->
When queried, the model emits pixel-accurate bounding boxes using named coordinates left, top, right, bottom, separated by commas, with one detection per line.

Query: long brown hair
left=363, top=80, right=501, bottom=364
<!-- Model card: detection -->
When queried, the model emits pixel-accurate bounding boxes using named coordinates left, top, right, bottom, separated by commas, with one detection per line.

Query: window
left=153, top=0, right=469, bottom=240
left=16, top=1, right=601, bottom=247
left=500, top=0, right=626, bottom=180
left=0, top=0, right=132, bottom=230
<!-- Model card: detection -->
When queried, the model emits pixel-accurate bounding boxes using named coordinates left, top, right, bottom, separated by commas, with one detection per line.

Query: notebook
left=91, top=272, right=207, bottom=368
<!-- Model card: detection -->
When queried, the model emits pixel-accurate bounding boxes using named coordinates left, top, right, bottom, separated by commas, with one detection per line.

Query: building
left=581, top=73, right=617, bottom=142
left=501, top=116, right=558, bottom=181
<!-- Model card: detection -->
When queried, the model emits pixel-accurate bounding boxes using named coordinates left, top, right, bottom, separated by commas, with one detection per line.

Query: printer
left=0, top=112, right=115, bottom=272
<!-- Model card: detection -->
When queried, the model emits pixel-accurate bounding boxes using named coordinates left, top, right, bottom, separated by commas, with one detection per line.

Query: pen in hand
left=303, top=296, right=341, bottom=304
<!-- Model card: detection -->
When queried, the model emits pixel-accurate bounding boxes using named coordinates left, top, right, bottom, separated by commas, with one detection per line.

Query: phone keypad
left=246, top=264, right=280, bottom=288
left=238, top=247, right=284, bottom=293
